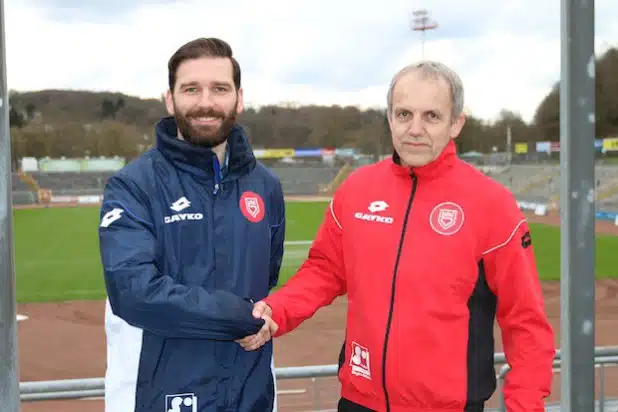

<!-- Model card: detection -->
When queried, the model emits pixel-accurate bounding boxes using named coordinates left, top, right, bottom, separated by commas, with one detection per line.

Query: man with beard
left=98, top=37, right=284, bottom=412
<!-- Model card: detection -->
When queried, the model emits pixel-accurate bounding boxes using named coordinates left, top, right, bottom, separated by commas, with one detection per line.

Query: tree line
left=7, top=47, right=618, bottom=166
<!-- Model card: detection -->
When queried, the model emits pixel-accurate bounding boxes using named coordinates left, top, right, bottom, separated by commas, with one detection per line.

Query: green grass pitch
left=11, top=201, right=618, bottom=303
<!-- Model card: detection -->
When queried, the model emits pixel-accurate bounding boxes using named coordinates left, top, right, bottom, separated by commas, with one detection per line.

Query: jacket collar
left=390, top=139, right=457, bottom=180
left=155, top=116, right=255, bottom=181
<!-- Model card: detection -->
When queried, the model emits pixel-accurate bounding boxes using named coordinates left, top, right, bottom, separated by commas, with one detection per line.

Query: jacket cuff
left=262, top=296, right=285, bottom=337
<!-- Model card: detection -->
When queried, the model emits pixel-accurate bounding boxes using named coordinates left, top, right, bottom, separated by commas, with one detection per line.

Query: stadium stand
left=9, top=166, right=343, bottom=206
left=483, top=164, right=618, bottom=210
left=31, top=171, right=112, bottom=194
left=270, top=165, right=341, bottom=196
left=9, top=156, right=618, bottom=220
left=11, top=173, right=31, bottom=192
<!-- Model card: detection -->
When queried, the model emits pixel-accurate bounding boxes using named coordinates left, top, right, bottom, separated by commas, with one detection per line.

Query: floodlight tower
left=410, top=9, right=438, bottom=59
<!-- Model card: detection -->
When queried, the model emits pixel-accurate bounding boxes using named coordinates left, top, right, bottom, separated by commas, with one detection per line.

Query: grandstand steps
left=318, top=163, right=353, bottom=195
left=18, top=171, right=40, bottom=192
left=550, top=177, right=618, bottom=198
left=514, top=170, right=558, bottom=198
left=597, top=178, right=618, bottom=202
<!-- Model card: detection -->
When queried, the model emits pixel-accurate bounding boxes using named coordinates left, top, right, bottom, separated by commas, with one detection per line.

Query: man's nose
left=407, top=116, right=424, bottom=136
left=198, top=90, right=215, bottom=108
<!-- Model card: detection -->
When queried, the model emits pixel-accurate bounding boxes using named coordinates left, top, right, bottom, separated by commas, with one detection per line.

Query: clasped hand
left=236, top=301, right=278, bottom=351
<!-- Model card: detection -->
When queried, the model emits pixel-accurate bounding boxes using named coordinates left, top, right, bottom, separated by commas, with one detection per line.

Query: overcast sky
left=4, top=0, right=618, bottom=123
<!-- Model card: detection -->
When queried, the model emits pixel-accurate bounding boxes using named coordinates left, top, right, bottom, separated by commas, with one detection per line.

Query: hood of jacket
left=155, top=116, right=256, bottom=181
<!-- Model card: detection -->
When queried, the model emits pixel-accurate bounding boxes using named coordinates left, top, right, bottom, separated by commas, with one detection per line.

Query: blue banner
left=596, top=210, right=618, bottom=222
left=294, top=149, right=323, bottom=157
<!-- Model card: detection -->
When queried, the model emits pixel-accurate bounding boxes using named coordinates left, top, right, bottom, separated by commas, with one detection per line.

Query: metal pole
left=421, top=30, right=425, bottom=59
left=411, top=9, right=437, bottom=60
left=506, top=125, right=512, bottom=165
left=0, top=0, right=20, bottom=410
left=559, top=0, right=596, bottom=411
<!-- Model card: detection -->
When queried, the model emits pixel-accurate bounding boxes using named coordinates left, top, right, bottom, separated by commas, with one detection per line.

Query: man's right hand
left=252, top=301, right=272, bottom=320
left=236, top=301, right=278, bottom=351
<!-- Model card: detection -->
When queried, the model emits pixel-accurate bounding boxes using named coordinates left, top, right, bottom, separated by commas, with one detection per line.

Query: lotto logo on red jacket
left=354, top=200, right=394, bottom=224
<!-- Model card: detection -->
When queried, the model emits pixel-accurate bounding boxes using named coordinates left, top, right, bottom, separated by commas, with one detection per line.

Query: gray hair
left=386, top=61, right=465, bottom=120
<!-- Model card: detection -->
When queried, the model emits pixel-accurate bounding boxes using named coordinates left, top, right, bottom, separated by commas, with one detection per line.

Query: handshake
left=236, top=301, right=279, bottom=351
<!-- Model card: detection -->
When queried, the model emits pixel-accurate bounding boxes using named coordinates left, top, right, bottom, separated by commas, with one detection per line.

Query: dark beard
left=174, top=104, right=237, bottom=148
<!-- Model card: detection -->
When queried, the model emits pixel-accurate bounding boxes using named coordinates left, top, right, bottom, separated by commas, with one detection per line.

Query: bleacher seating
left=11, top=173, right=31, bottom=192
left=31, top=172, right=114, bottom=193
left=486, top=164, right=618, bottom=210
left=9, top=166, right=342, bottom=205
left=270, top=166, right=341, bottom=195
left=9, top=159, right=618, bottom=212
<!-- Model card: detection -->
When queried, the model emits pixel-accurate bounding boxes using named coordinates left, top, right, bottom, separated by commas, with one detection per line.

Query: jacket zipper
left=212, top=156, right=221, bottom=195
left=381, top=171, right=418, bottom=412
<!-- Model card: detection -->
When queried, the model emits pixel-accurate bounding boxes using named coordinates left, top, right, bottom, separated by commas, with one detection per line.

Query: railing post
left=311, top=377, right=319, bottom=410
left=497, top=364, right=510, bottom=412
left=600, top=364, right=605, bottom=412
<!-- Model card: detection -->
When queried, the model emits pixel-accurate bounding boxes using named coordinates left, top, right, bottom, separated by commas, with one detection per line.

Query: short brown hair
left=167, top=37, right=241, bottom=91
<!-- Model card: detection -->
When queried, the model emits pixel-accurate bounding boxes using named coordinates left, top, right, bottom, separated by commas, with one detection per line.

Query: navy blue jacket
left=98, top=117, right=285, bottom=412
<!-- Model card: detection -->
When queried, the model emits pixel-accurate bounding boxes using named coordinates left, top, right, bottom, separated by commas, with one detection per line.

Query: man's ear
left=164, top=89, right=175, bottom=116
left=450, top=113, right=466, bottom=139
left=236, top=88, right=244, bottom=115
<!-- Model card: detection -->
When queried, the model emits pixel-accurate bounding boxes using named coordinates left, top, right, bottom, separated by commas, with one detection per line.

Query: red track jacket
left=264, top=141, right=555, bottom=412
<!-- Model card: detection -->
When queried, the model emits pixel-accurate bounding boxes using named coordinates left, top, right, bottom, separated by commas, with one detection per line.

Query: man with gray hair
left=239, top=61, right=555, bottom=412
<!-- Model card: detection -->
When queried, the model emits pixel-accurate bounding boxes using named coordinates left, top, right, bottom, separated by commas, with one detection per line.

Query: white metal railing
left=19, top=364, right=340, bottom=402
left=497, top=353, right=618, bottom=412
left=19, top=346, right=618, bottom=409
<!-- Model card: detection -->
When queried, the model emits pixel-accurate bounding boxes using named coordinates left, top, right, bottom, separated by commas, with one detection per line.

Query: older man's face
left=388, top=70, right=465, bottom=167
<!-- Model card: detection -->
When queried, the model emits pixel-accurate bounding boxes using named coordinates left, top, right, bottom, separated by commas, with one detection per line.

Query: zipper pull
left=213, top=183, right=220, bottom=195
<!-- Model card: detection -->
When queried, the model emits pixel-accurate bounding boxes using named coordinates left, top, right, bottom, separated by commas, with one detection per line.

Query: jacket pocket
left=395, top=312, right=468, bottom=408
left=339, top=324, right=381, bottom=403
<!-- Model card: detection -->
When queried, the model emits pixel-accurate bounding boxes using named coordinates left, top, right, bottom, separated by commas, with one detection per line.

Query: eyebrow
left=178, top=81, right=233, bottom=89
left=178, top=81, right=199, bottom=89
left=212, top=81, right=233, bottom=88
left=395, top=106, right=442, bottom=114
